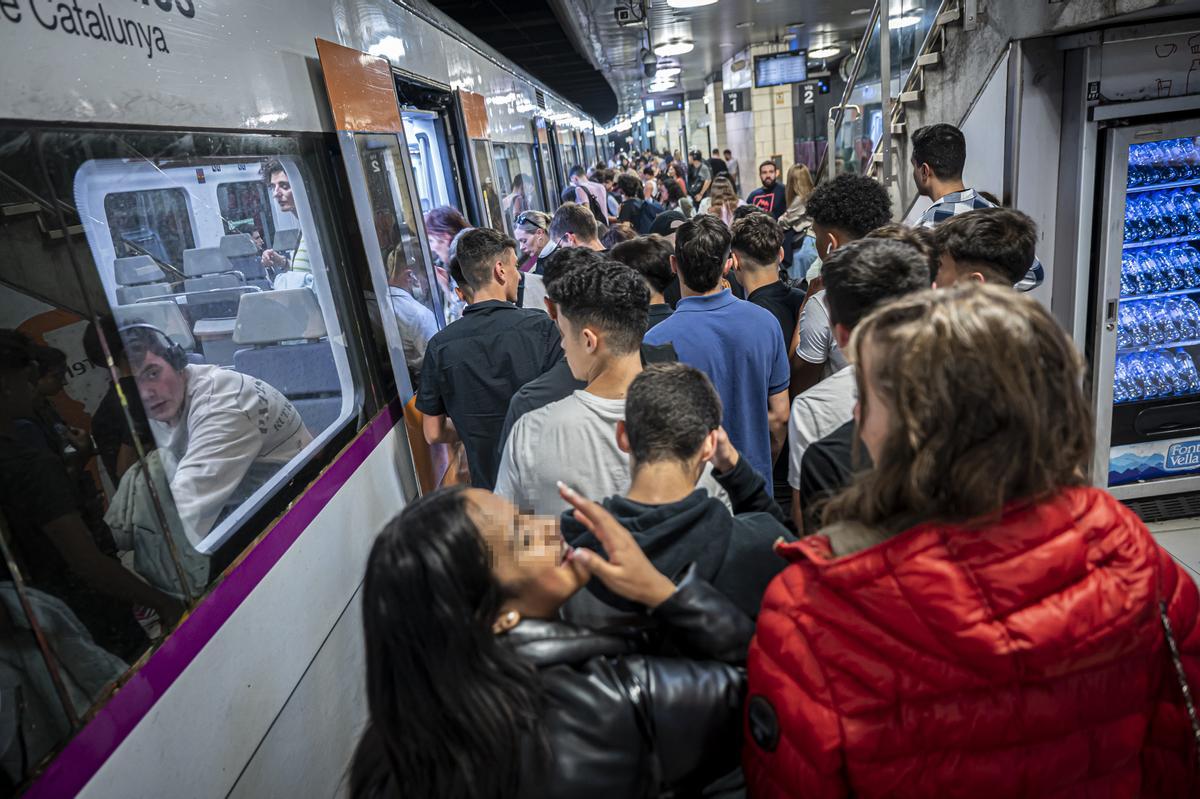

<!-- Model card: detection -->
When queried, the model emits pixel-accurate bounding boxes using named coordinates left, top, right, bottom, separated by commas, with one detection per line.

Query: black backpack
left=633, top=199, right=663, bottom=235
left=575, top=185, right=607, bottom=223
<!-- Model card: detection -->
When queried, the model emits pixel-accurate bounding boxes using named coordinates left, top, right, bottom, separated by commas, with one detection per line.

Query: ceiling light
left=890, top=13, right=922, bottom=28
left=655, top=66, right=682, bottom=77
left=735, top=21, right=754, bottom=29
left=719, top=41, right=735, bottom=48
left=850, top=7, right=871, bottom=14
left=667, top=0, right=717, bottom=7
left=810, top=46, right=841, bottom=58
left=649, top=82, right=677, bottom=93
left=654, top=39, right=695, bottom=56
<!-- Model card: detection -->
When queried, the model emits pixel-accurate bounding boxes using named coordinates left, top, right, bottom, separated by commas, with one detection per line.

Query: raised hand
left=558, top=482, right=675, bottom=609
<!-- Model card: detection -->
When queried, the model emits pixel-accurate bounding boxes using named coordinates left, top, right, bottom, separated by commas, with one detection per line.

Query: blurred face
left=37, top=365, right=66, bottom=397
left=134, top=350, right=186, bottom=423
left=760, top=163, right=778, bottom=188
left=499, top=247, right=521, bottom=302
left=466, top=489, right=586, bottom=618
left=429, top=232, right=452, bottom=265
left=514, top=227, right=547, bottom=260
left=269, top=170, right=294, bottom=214
left=0, top=369, right=36, bottom=420
left=854, top=337, right=891, bottom=464
left=935, top=252, right=962, bottom=287
left=811, top=220, right=839, bottom=259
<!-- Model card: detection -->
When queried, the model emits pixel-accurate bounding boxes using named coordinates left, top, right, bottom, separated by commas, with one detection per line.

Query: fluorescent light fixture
left=655, top=66, right=682, bottom=77
left=649, top=82, right=677, bottom=93
left=654, top=39, right=695, bottom=56
left=890, top=13, right=922, bottom=28
left=810, top=46, right=841, bottom=58
left=735, top=20, right=754, bottom=29
left=850, top=7, right=871, bottom=14
left=667, top=0, right=717, bottom=7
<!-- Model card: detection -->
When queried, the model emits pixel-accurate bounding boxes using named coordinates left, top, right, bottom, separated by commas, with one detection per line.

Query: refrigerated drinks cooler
left=1095, top=123, right=1200, bottom=503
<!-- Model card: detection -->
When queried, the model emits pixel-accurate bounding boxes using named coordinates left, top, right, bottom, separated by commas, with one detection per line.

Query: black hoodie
left=560, top=455, right=794, bottom=621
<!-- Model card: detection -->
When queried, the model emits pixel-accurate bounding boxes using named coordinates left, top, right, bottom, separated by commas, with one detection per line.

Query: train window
left=0, top=127, right=370, bottom=773
left=492, top=142, right=544, bottom=234
left=354, top=133, right=440, bottom=389
left=402, top=111, right=461, bottom=214
left=103, top=188, right=195, bottom=266
left=472, top=140, right=506, bottom=233
left=217, top=180, right=277, bottom=244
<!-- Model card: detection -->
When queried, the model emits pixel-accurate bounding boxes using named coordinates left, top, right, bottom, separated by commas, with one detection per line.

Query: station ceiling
left=427, top=0, right=620, bottom=122
left=556, top=0, right=876, bottom=119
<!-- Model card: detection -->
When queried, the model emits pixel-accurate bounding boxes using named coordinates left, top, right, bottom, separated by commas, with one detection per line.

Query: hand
left=558, top=482, right=675, bottom=609
left=66, top=427, right=93, bottom=455
left=709, top=427, right=739, bottom=473
left=261, top=249, right=288, bottom=269
left=155, top=597, right=186, bottom=630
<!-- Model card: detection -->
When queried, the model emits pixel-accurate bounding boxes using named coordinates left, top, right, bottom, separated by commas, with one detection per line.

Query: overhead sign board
left=722, top=89, right=749, bottom=114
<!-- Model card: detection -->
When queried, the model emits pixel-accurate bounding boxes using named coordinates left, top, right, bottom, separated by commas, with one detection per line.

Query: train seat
left=219, top=233, right=269, bottom=283
left=114, top=255, right=171, bottom=305
left=183, top=246, right=240, bottom=279
left=112, top=300, right=198, bottom=359
left=271, top=228, right=301, bottom=253
left=232, top=288, right=340, bottom=435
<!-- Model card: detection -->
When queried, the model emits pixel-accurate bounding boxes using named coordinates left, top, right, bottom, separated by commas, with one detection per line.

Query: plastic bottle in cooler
left=1128, top=144, right=1147, bottom=187
left=1117, top=304, right=1135, bottom=347
left=1124, top=199, right=1144, bottom=242
left=1131, top=251, right=1155, bottom=294
left=1151, top=300, right=1179, bottom=343
left=1177, top=138, right=1200, bottom=179
left=1141, top=250, right=1168, bottom=293
left=1179, top=297, right=1200, bottom=338
left=1120, top=253, right=1137, bottom=297
left=1128, top=302, right=1152, bottom=345
left=1126, top=353, right=1154, bottom=398
left=1113, top=356, right=1131, bottom=402
left=1162, top=192, right=1194, bottom=235
left=1172, top=348, right=1200, bottom=394
left=1162, top=246, right=1191, bottom=289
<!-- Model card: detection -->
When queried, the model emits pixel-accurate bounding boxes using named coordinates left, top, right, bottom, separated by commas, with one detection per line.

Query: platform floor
left=1150, top=517, right=1200, bottom=585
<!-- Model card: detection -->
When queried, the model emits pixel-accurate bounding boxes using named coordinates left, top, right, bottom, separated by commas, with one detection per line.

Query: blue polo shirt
left=643, top=289, right=789, bottom=481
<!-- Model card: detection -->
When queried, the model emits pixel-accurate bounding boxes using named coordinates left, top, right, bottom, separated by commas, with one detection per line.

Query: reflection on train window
left=355, top=133, right=440, bottom=386
left=216, top=179, right=277, bottom=246
left=0, top=129, right=366, bottom=780
left=402, top=110, right=460, bottom=214
left=492, top=142, right=544, bottom=234
left=103, top=188, right=195, bottom=266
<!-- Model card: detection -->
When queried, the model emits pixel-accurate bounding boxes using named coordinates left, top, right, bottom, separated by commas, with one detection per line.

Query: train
left=0, top=0, right=606, bottom=795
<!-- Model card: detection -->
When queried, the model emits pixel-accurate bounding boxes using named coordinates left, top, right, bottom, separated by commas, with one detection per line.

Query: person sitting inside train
left=121, top=324, right=312, bottom=544
left=258, top=159, right=313, bottom=290
left=0, top=330, right=184, bottom=655
left=349, top=483, right=750, bottom=798
left=930, top=206, right=1039, bottom=288
left=416, top=228, right=563, bottom=490
left=384, top=240, right=438, bottom=375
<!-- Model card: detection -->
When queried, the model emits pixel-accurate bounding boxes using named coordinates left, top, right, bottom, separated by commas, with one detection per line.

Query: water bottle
left=1141, top=250, right=1167, bottom=293
left=1163, top=192, right=1192, bottom=235
left=1113, top=356, right=1131, bottom=402
left=1120, top=253, right=1138, bottom=297
left=1172, top=349, right=1200, bottom=394
left=1179, top=297, right=1200, bottom=338
left=1178, top=138, right=1200, bottom=180
left=1117, top=304, right=1135, bottom=347
left=1161, top=246, right=1190, bottom=290
left=1129, top=302, right=1153, bottom=345
left=1126, top=353, right=1152, bottom=399
left=1124, top=199, right=1143, bottom=242
left=1182, top=246, right=1200, bottom=288
left=1147, top=194, right=1172, bottom=239
left=1153, top=299, right=1180, bottom=342
left=1130, top=144, right=1150, bottom=187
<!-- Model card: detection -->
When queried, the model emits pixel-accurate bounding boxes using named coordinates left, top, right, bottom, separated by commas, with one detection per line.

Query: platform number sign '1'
left=723, top=90, right=749, bottom=114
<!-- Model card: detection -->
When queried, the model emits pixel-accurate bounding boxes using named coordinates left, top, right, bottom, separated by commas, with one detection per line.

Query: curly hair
left=547, top=259, right=649, bottom=355
left=806, top=174, right=892, bottom=239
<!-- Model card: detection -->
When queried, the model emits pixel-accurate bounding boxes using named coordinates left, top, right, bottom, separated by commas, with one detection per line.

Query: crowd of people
left=354, top=123, right=1200, bottom=797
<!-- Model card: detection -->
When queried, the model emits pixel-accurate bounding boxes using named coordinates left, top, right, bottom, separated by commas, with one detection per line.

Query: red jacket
left=745, top=487, right=1200, bottom=798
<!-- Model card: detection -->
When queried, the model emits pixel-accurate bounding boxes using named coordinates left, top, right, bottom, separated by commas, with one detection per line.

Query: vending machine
left=1093, top=122, right=1200, bottom=507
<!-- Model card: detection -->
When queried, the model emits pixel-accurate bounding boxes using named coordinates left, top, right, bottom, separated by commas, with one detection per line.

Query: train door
left=393, top=79, right=473, bottom=226
left=532, top=119, right=559, bottom=211
left=545, top=120, right=566, bottom=198
left=315, top=40, right=442, bottom=498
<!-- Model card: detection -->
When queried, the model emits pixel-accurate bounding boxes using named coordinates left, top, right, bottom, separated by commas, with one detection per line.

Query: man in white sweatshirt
left=124, top=325, right=312, bottom=545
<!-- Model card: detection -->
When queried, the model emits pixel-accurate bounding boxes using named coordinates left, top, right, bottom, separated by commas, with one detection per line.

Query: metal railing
left=818, top=0, right=957, bottom=184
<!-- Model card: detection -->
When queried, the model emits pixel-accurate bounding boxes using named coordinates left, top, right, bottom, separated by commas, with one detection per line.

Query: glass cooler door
left=1095, top=121, right=1200, bottom=500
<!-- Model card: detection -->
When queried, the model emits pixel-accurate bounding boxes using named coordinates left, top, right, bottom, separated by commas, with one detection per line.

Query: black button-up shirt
left=416, top=300, right=563, bottom=489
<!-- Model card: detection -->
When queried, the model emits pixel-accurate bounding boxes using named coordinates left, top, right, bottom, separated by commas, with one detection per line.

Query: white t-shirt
left=787, top=365, right=857, bottom=490
left=388, top=286, right=438, bottom=370
left=151, top=364, right=313, bottom=544
left=796, top=290, right=848, bottom=374
left=494, top=389, right=729, bottom=516
left=520, top=272, right=547, bottom=313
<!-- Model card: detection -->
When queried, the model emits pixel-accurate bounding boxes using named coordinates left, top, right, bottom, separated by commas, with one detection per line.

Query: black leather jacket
left=506, top=566, right=753, bottom=799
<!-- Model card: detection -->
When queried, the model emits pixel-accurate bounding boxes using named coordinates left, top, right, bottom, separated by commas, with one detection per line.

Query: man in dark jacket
left=561, top=362, right=794, bottom=621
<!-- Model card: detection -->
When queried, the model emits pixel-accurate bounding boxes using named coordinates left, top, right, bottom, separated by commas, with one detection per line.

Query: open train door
left=314, top=38, right=444, bottom=495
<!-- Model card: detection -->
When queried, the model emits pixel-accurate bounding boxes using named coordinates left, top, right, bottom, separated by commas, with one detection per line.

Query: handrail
left=820, top=1, right=882, bottom=180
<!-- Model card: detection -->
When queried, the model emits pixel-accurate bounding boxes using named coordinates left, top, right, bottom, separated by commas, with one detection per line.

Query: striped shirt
left=918, top=188, right=1045, bottom=291
left=289, top=232, right=311, bottom=274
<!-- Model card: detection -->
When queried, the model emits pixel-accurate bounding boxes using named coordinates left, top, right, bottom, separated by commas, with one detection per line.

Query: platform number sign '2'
left=803, top=84, right=816, bottom=105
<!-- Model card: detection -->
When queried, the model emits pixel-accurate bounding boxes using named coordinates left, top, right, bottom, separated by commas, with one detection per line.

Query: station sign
left=722, top=89, right=749, bottom=114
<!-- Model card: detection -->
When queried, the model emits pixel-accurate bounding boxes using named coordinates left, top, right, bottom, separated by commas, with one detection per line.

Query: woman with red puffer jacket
left=745, top=284, right=1200, bottom=799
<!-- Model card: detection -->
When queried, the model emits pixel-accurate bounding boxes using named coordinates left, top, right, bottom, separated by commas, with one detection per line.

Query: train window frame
left=102, top=186, right=196, bottom=268
left=70, top=146, right=361, bottom=556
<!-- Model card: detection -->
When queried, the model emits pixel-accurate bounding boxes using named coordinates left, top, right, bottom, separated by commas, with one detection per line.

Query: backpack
left=634, top=199, right=663, bottom=235
left=576, top=185, right=607, bottom=223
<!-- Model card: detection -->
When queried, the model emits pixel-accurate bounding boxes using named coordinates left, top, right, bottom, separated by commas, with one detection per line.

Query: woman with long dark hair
left=350, top=483, right=751, bottom=798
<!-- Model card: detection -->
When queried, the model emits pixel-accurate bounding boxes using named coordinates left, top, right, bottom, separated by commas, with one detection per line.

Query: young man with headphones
left=122, top=324, right=312, bottom=544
